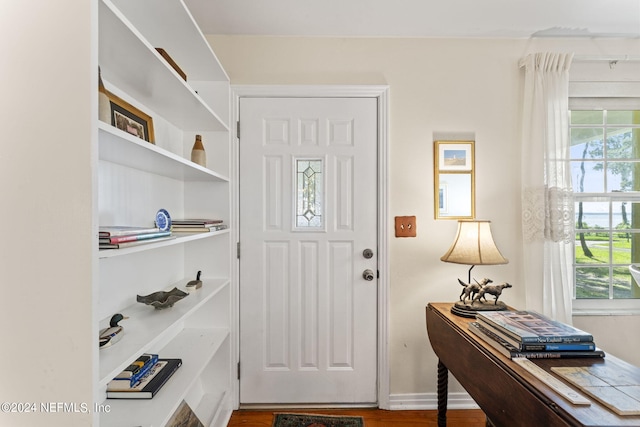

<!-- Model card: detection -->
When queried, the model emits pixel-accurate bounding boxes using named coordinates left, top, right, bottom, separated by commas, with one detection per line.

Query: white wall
left=0, top=1, right=95, bottom=426
left=207, top=35, right=640, bottom=403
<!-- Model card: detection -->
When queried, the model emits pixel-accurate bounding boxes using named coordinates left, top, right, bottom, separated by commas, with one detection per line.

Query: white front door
left=239, top=97, right=378, bottom=404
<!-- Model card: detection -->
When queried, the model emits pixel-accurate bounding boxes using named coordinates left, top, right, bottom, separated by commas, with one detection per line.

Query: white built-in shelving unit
left=95, top=0, right=233, bottom=425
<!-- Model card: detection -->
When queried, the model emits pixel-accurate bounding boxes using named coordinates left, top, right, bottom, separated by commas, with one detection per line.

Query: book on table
left=475, top=310, right=594, bottom=344
left=468, top=322, right=605, bottom=359
left=474, top=320, right=596, bottom=352
left=107, top=358, right=182, bottom=399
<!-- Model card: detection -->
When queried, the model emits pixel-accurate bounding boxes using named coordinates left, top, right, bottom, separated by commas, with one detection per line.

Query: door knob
left=363, top=249, right=374, bottom=259
left=362, top=269, right=375, bottom=281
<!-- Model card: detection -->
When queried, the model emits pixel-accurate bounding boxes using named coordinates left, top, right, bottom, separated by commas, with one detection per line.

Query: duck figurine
left=99, top=313, right=128, bottom=349
left=186, top=270, right=203, bottom=292
left=187, top=270, right=202, bottom=292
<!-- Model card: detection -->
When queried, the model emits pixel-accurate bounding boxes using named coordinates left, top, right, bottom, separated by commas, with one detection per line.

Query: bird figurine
left=99, top=313, right=128, bottom=349
left=186, top=270, right=202, bottom=292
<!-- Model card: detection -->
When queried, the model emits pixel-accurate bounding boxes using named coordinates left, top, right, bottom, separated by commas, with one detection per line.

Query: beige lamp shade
left=440, top=220, right=508, bottom=266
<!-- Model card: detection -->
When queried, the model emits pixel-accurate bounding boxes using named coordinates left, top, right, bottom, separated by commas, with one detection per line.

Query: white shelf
left=99, top=122, right=230, bottom=182
left=98, top=278, right=229, bottom=385
left=100, top=329, right=230, bottom=427
left=98, top=0, right=228, bottom=131
left=110, top=0, right=229, bottom=82
left=98, top=229, right=230, bottom=259
left=95, top=0, right=233, bottom=425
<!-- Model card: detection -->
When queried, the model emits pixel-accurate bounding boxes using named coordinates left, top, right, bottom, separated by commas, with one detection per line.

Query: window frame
left=569, top=94, right=640, bottom=315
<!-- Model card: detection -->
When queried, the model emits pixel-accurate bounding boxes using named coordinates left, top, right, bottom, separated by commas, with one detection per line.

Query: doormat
left=272, top=413, right=364, bottom=427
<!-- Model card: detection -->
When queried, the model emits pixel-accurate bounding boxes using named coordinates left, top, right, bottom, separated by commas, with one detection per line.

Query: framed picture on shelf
left=166, top=400, right=205, bottom=427
left=105, top=90, right=155, bottom=144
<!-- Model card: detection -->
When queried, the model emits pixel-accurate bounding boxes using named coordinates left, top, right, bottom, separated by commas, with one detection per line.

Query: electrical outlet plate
left=395, top=216, right=416, bottom=237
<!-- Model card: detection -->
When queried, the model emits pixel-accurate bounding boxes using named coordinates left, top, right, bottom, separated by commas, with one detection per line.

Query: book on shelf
left=99, top=230, right=171, bottom=244
left=171, top=219, right=223, bottom=226
left=107, top=358, right=182, bottom=399
left=113, top=353, right=159, bottom=386
left=98, top=225, right=160, bottom=237
left=171, top=224, right=228, bottom=233
left=166, top=400, right=205, bottom=427
left=99, top=235, right=176, bottom=250
left=475, top=310, right=594, bottom=344
left=107, top=360, right=165, bottom=393
left=468, top=322, right=605, bottom=359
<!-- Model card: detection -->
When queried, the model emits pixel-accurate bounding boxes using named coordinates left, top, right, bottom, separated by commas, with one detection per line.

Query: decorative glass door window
left=295, top=159, right=324, bottom=229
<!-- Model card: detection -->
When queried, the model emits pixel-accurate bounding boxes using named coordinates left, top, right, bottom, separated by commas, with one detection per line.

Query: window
left=295, top=158, right=324, bottom=229
left=570, top=107, right=640, bottom=311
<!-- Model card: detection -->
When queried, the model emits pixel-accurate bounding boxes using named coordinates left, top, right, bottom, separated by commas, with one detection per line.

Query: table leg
left=437, top=359, right=448, bottom=427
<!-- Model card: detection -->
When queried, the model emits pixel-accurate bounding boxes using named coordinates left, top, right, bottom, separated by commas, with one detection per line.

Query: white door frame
left=230, top=85, right=390, bottom=409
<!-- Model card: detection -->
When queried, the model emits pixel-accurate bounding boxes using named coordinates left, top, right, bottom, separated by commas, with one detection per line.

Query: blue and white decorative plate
left=155, top=209, right=172, bottom=232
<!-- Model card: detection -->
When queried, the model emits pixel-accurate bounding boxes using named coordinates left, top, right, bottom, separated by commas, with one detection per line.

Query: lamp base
left=451, top=300, right=508, bottom=318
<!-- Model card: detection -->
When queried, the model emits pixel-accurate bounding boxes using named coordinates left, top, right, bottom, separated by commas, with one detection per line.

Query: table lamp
left=440, top=219, right=509, bottom=317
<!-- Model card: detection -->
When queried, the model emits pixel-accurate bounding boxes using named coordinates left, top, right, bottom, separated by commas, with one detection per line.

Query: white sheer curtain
left=519, top=52, right=574, bottom=324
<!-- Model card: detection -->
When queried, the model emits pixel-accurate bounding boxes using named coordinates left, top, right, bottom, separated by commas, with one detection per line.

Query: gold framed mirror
left=434, top=140, right=475, bottom=220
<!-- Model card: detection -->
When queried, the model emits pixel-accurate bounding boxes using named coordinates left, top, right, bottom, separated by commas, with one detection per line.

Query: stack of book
left=106, top=353, right=182, bottom=399
left=469, top=310, right=605, bottom=359
left=171, top=219, right=228, bottom=233
left=99, top=226, right=174, bottom=250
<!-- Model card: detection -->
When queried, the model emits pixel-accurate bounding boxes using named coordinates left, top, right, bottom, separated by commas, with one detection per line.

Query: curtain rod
left=573, top=54, right=640, bottom=62
left=519, top=54, right=640, bottom=69
left=573, top=55, right=640, bottom=69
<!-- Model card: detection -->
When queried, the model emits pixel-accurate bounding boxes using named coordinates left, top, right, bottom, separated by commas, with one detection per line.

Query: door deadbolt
left=363, top=249, right=374, bottom=259
left=362, top=269, right=375, bottom=281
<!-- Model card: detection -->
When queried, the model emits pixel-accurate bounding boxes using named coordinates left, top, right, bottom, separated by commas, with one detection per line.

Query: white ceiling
left=185, top=0, right=640, bottom=38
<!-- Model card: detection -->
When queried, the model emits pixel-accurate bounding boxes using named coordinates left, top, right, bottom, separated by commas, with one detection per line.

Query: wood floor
left=227, top=408, right=487, bottom=426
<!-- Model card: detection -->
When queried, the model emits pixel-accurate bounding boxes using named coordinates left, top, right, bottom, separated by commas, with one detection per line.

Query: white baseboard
left=387, top=392, right=479, bottom=411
